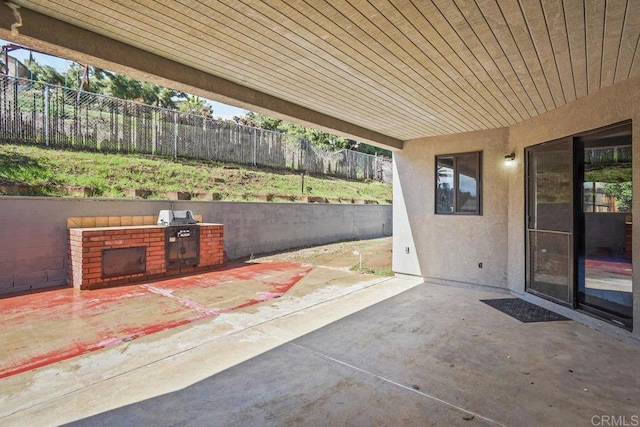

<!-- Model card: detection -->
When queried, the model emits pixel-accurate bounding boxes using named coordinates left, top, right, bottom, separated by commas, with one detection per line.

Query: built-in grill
left=158, top=210, right=200, bottom=269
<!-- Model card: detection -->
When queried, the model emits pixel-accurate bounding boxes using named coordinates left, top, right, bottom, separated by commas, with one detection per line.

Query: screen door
left=526, top=139, right=574, bottom=305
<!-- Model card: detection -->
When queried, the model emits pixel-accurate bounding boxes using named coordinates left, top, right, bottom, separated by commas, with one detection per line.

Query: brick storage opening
left=102, top=247, right=147, bottom=277
left=68, top=223, right=224, bottom=290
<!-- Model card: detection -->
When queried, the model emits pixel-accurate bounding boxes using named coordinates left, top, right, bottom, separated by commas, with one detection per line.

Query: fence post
left=44, top=84, right=50, bottom=146
left=173, top=111, right=178, bottom=159
left=252, top=127, right=257, bottom=166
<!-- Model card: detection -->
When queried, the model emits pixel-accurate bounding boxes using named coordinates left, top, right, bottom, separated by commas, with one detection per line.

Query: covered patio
left=0, top=1, right=639, bottom=424
left=3, top=0, right=637, bottom=338
left=1, top=274, right=638, bottom=425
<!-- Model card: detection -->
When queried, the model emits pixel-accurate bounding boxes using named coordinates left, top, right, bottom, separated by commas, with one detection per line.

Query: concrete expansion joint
left=18, top=276, right=403, bottom=407
left=222, top=275, right=397, bottom=335
left=287, top=342, right=507, bottom=427
left=0, top=274, right=421, bottom=423
left=125, top=276, right=408, bottom=374
left=132, top=277, right=398, bottom=372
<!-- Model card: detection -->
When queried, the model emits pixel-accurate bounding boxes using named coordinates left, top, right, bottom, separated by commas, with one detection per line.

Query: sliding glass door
left=577, top=126, right=633, bottom=329
left=526, top=122, right=633, bottom=328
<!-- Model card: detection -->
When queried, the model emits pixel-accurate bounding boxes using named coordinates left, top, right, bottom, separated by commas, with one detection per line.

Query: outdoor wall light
left=504, top=153, right=516, bottom=165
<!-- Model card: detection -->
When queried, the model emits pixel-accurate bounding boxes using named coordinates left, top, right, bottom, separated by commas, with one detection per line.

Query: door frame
left=524, top=120, right=633, bottom=328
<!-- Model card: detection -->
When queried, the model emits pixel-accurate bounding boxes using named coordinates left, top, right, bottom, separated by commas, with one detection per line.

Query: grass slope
left=0, top=144, right=392, bottom=203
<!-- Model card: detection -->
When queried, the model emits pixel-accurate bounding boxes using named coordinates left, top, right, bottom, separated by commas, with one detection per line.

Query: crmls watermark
left=591, top=415, right=640, bottom=426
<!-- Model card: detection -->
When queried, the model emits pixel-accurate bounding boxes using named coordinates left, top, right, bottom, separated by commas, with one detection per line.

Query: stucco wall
left=393, top=127, right=511, bottom=290
left=393, top=75, right=640, bottom=336
left=0, top=198, right=391, bottom=295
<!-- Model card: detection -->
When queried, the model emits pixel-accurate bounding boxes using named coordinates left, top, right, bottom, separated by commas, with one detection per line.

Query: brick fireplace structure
left=68, top=216, right=224, bottom=289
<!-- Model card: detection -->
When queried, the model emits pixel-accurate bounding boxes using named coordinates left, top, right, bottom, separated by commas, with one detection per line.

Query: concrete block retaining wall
left=0, top=197, right=392, bottom=294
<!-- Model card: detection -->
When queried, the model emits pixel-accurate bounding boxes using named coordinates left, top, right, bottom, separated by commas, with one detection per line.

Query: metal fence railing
left=0, top=76, right=393, bottom=183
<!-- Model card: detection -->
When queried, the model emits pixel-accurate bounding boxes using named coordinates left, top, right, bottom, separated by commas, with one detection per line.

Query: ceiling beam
left=0, top=4, right=403, bottom=150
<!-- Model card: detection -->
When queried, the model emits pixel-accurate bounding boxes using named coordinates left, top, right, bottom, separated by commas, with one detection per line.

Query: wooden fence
left=0, top=76, right=393, bottom=182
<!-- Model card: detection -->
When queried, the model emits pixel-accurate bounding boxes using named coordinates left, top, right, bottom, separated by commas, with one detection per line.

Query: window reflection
left=436, top=157, right=454, bottom=213
left=457, top=154, right=478, bottom=212
left=435, top=152, right=481, bottom=215
left=583, top=145, right=632, bottom=213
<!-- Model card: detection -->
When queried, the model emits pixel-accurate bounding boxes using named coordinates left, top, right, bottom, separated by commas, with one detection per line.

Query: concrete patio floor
left=1, top=256, right=639, bottom=425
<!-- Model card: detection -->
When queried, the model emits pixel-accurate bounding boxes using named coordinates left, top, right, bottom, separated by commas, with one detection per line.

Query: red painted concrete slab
left=0, top=262, right=313, bottom=379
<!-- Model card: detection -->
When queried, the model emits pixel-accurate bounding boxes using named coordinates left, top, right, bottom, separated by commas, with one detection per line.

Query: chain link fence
left=0, top=76, right=392, bottom=183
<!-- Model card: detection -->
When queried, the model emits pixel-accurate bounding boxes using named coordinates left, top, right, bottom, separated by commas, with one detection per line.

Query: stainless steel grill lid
left=157, top=210, right=198, bottom=226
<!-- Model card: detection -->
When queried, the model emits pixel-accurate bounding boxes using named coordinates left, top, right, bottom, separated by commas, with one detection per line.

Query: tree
left=243, top=112, right=282, bottom=131
left=178, top=95, right=212, bottom=116
left=106, top=72, right=142, bottom=100
left=241, top=112, right=347, bottom=148
left=240, top=111, right=392, bottom=157
left=139, top=83, right=184, bottom=108
left=28, top=60, right=65, bottom=86
left=65, top=63, right=87, bottom=90
left=292, top=125, right=350, bottom=150
left=157, top=86, right=182, bottom=108
left=349, top=141, right=392, bottom=157
left=86, top=67, right=109, bottom=94
left=604, top=182, right=632, bottom=211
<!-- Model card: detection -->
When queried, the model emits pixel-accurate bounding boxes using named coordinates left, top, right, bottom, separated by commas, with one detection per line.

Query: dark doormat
left=481, top=298, right=570, bottom=323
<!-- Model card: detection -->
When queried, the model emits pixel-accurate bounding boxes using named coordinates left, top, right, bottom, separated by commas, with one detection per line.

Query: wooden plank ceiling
left=10, top=0, right=640, bottom=141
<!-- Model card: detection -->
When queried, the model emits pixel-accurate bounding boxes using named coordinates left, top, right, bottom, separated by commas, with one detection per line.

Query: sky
left=1, top=39, right=249, bottom=120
